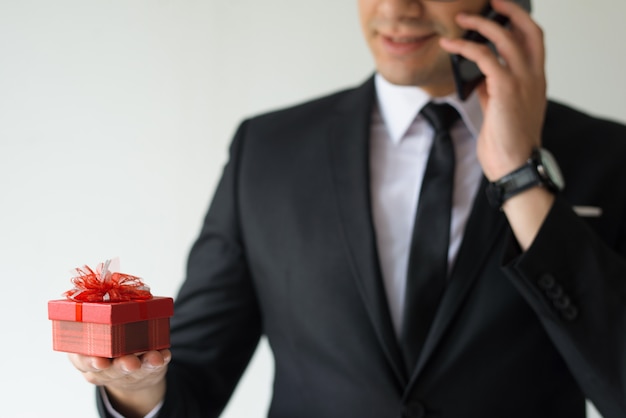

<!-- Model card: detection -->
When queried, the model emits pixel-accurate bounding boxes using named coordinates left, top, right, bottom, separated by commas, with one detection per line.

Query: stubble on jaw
left=375, top=43, right=457, bottom=96
left=364, top=17, right=460, bottom=94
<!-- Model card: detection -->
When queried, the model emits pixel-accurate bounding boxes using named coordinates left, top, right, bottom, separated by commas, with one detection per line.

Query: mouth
left=380, top=33, right=438, bottom=55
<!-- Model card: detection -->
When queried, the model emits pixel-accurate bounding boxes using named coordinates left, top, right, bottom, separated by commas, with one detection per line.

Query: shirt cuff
left=99, top=386, right=164, bottom=418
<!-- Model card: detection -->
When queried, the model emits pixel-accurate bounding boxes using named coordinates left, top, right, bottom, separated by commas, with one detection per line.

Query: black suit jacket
left=100, top=77, right=626, bottom=417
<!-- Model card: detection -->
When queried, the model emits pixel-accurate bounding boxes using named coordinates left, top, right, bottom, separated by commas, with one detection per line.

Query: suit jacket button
left=562, top=305, right=579, bottom=320
left=537, top=274, right=556, bottom=290
left=546, top=284, right=564, bottom=299
left=554, top=295, right=571, bottom=309
left=402, top=401, right=426, bottom=418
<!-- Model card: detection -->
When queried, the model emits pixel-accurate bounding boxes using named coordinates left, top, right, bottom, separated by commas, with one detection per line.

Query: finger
left=475, top=82, right=489, bottom=112
left=139, top=349, right=172, bottom=369
left=69, top=354, right=123, bottom=386
left=108, top=350, right=172, bottom=377
left=451, top=12, right=527, bottom=77
left=439, top=36, right=508, bottom=84
left=68, top=353, right=113, bottom=373
left=491, top=0, right=546, bottom=71
left=70, top=351, right=171, bottom=388
left=111, top=353, right=144, bottom=374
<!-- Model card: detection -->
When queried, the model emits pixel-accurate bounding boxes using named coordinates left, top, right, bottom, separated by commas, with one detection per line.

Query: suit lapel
left=326, top=76, right=508, bottom=390
left=409, top=178, right=507, bottom=383
left=327, top=76, right=407, bottom=387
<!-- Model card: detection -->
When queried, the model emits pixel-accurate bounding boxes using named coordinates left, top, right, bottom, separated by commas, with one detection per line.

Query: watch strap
left=486, top=147, right=564, bottom=209
left=486, top=160, right=542, bottom=208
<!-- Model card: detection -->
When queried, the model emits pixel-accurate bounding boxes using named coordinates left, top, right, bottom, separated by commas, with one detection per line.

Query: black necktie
left=401, top=102, right=460, bottom=374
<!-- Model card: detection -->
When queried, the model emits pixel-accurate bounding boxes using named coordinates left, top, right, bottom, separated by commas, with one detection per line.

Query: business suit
left=103, top=76, right=626, bottom=417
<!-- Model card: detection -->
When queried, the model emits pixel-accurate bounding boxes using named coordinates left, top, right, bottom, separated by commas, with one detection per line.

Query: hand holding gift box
left=48, top=259, right=174, bottom=358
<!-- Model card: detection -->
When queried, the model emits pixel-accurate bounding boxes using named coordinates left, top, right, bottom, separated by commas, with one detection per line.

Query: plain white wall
left=0, top=1, right=623, bottom=417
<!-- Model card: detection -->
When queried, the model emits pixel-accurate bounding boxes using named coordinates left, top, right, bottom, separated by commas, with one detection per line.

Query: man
left=71, top=0, right=626, bottom=417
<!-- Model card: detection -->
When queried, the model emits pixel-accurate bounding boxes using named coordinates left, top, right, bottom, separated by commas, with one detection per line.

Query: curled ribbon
left=64, top=260, right=152, bottom=302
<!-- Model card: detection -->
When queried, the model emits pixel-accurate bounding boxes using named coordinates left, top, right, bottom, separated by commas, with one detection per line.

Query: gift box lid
left=48, top=296, right=173, bottom=324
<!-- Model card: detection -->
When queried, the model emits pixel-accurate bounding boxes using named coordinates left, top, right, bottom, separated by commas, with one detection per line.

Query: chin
left=378, top=67, right=421, bottom=86
left=378, top=61, right=456, bottom=93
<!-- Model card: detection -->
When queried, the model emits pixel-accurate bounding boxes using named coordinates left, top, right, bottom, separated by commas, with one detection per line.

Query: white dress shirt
left=101, top=386, right=162, bottom=418
left=370, top=73, right=484, bottom=337
left=104, top=74, right=485, bottom=417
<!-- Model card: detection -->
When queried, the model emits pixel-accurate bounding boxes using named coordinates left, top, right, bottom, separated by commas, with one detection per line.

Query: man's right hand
left=69, top=349, right=170, bottom=418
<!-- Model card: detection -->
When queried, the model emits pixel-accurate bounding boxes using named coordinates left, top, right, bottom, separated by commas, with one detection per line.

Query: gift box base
left=51, top=317, right=170, bottom=357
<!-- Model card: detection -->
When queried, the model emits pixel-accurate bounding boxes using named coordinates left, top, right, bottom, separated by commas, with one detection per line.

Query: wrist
left=485, top=147, right=564, bottom=209
left=502, top=186, right=555, bottom=250
left=483, top=154, right=531, bottom=182
left=105, top=379, right=166, bottom=418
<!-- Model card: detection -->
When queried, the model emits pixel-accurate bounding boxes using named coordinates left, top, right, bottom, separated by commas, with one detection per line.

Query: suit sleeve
left=157, top=120, right=263, bottom=417
left=503, top=196, right=626, bottom=418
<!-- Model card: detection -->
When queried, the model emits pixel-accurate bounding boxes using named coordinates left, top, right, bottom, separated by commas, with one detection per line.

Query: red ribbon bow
left=64, top=260, right=152, bottom=302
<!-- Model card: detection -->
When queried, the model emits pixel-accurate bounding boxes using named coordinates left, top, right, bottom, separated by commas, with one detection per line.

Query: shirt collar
left=374, top=73, right=483, bottom=143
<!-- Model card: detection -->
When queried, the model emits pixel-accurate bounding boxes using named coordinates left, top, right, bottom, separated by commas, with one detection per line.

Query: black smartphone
left=450, top=0, right=532, bottom=101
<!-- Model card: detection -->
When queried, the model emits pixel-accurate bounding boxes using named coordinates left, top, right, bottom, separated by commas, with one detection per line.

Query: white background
left=1, top=1, right=624, bottom=417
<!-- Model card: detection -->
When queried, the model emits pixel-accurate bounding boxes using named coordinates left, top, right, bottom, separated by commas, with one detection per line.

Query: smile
left=380, top=33, right=437, bottom=55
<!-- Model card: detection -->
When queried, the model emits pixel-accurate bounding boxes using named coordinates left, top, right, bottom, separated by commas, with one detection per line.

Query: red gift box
left=48, top=296, right=174, bottom=357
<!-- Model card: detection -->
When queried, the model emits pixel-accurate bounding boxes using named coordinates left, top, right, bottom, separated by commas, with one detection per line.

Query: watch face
left=537, top=148, right=565, bottom=190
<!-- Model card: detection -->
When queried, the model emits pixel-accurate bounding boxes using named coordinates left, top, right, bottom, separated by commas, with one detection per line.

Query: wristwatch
left=486, top=147, right=565, bottom=208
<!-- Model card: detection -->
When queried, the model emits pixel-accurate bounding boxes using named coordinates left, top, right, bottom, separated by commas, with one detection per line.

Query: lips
left=380, top=33, right=437, bottom=55
left=387, top=35, right=429, bottom=43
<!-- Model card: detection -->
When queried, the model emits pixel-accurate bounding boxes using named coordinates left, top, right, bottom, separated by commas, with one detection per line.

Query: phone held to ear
left=451, top=0, right=532, bottom=101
